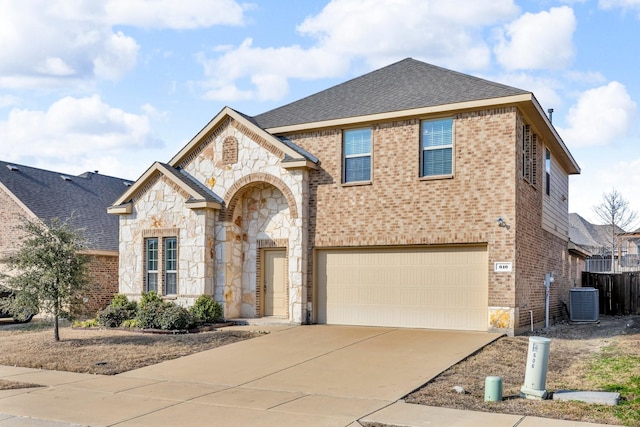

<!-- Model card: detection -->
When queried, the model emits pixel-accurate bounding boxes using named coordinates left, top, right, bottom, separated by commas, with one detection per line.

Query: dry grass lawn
left=0, top=318, right=262, bottom=379
left=405, top=315, right=640, bottom=426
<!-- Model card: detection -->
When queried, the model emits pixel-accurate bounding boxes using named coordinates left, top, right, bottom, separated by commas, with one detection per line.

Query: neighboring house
left=0, top=161, right=132, bottom=314
left=109, top=58, right=582, bottom=335
left=570, top=212, right=640, bottom=272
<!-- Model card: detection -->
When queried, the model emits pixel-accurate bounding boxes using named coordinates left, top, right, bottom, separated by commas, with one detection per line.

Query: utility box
left=485, top=376, right=503, bottom=402
left=520, top=336, right=551, bottom=400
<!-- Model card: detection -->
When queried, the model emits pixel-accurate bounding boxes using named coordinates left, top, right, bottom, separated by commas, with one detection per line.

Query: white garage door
left=316, top=246, right=488, bottom=331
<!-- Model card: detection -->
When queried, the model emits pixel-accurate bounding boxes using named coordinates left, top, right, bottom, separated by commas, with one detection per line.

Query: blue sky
left=0, top=0, right=638, bottom=224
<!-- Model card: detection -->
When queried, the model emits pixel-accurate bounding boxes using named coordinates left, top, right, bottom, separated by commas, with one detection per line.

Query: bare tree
left=593, top=189, right=638, bottom=273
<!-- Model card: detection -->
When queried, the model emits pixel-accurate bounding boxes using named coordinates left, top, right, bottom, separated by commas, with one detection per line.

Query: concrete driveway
left=0, top=325, right=501, bottom=426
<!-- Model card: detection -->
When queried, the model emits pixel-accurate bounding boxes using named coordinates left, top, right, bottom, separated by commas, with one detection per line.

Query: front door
left=264, top=249, right=287, bottom=317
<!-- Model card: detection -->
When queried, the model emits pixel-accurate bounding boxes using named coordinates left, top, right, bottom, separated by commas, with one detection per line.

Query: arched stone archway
left=216, top=176, right=303, bottom=321
left=221, top=173, right=299, bottom=222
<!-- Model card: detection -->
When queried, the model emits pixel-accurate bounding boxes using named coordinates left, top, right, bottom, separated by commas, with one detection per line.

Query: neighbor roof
left=569, top=213, right=624, bottom=251
left=0, top=161, right=132, bottom=252
left=252, top=58, right=530, bottom=130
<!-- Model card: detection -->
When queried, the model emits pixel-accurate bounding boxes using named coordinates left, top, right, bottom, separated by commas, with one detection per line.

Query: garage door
left=316, top=246, right=488, bottom=331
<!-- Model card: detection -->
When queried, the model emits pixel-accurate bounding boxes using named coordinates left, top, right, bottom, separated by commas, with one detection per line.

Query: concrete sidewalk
left=0, top=325, right=614, bottom=427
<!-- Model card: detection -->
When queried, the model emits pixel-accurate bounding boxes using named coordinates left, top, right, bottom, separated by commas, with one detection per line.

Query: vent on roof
left=60, top=175, right=72, bottom=181
left=6, top=164, right=19, bottom=171
left=123, top=181, right=132, bottom=187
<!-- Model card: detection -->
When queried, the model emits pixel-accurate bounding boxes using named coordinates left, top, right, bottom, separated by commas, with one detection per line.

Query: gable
left=108, top=162, right=222, bottom=214
left=169, top=107, right=318, bottom=171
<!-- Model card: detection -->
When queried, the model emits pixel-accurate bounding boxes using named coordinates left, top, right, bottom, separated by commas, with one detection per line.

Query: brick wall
left=0, top=186, right=31, bottom=262
left=514, top=112, right=576, bottom=332
left=287, top=107, right=520, bottom=312
left=2, top=188, right=119, bottom=318
left=77, top=254, right=119, bottom=317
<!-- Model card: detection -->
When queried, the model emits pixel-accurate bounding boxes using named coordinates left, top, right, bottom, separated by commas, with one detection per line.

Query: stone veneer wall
left=286, top=107, right=523, bottom=332
left=118, top=174, right=213, bottom=306
left=174, top=120, right=307, bottom=322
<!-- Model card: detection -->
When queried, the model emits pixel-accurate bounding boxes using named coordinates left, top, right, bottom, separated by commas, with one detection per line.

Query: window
left=164, top=237, right=177, bottom=295
left=145, top=235, right=178, bottom=295
left=545, top=148, right=551, bottom=196
left=421, top=118, right=453, bottom=177
left=145, top=238, right=158, bottom=293
left=343, top=128, right=371, bottom=182
left=522, top=125, right=538, bottom=186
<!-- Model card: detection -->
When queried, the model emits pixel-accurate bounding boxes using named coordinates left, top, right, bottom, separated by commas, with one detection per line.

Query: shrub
left=97, top=294, right=137, bottom=327
left=97, top=305, right=132, bottom=328
left=135, top=299, right=164, bottom=329
left=139, top=291, right=163, bottom=310
left=73, top=318, right=98, bottom=328
left=158, top=304, right=194, bottom=330
left=121, top=318, right=139, bottom=329
left=190, top=295, right=224, bottom=325
left=110, top=294, right=137, bottom=311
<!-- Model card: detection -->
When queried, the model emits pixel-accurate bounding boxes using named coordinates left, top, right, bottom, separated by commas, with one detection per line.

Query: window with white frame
left=421, top=118, right=453, bottom=177
left=343, top=128, right=371, bottom=183
left=164, top=237, right=177, bottom=295
left=145, top=238, right=158, bottom=293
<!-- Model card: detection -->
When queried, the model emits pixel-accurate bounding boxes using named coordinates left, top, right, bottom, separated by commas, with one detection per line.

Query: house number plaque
left=494, top=262, right=512, bottom=272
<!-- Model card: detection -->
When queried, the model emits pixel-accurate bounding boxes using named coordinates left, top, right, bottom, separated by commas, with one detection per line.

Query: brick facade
left=1, top=186, right=118, bottom=317
left=280, top=106, right=577, bottom=334
left=0, top=186, right=30, bottom=259
left=113, top=80, right=580, bottom=335
left=76, top=254, right=119, bottom=316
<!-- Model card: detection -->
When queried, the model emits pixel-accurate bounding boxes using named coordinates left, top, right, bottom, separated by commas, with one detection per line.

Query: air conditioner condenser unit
left=569, top=288, right=599, bottom=322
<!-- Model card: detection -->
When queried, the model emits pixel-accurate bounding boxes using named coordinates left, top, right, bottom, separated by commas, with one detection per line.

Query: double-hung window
left=145, top=238, right=158, bottom=293
left=164, top=237, right=177, bottom=295
left=144, top=235, right=178, bottom=295
left=343, top=128, right=371, bottom=183
left=421, top=118, right=453, bottom=177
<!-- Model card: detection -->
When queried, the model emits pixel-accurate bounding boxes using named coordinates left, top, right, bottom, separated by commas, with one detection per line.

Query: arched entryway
left=218, top=175, right=302, bottom=320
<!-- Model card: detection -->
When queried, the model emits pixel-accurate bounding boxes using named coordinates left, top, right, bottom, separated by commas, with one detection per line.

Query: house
left=108, top=58, right=582, bottom=335
left=570, top=212, right=640, bottom=272
left=0, top=161, right=132, bottom=314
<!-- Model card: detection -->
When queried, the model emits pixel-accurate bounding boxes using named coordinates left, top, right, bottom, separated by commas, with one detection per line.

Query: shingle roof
left=163, top=163, right=223, bottom=204
left=569, top=213, right=622, bottom=253
left=252, top=58, right=530, bottom=129
left=0, top=161, right=132, bottom=252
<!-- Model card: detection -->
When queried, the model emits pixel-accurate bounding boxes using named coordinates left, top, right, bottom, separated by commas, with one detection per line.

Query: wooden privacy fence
left=582, top=272, right=640, bottom=315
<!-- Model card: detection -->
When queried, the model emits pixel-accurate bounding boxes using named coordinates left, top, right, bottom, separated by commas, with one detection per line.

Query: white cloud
left=93, top=31, right=140, bottom=80
left=0, top=1, right=138, bottom=89
left=198, top=0, right=520, bottom=101
left=558, top=82, right=637, bottom=148
left=570, top=156, right=640, bottom=223
left=198, top=40, right=347, bottom=101
left=0, top=0, right=247, bottom=90
left=105, top=0, right=246, bottom=29
left=0, top=96, right=163, bottom=171
left=0, top=95, right=21, bottom=109
left=494, top=72, right=564, bottom=111
left=599, top=0, right=640, bottom=16
left=494, top=6, right=576, bottom=70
